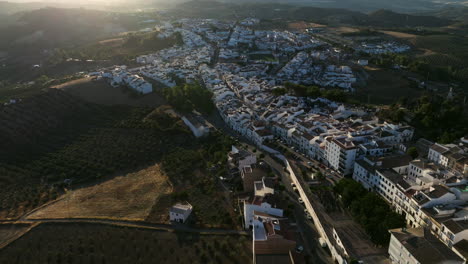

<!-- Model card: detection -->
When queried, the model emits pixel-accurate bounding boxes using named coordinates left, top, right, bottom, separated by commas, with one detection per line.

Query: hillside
left=0, top=1, right=58, bottom=15
left=0, top=89, right=194, bottom=219
left=0, top=223, right=252, bottom=264
left=0, top=88, right=102, bottom=160
left=218, top=0, right=467, bottom=12
left=0, top=7, right=144, bottom=50
left=173, top=1, right=455, bottom=27
left=365, top=9, right=452, bottom=27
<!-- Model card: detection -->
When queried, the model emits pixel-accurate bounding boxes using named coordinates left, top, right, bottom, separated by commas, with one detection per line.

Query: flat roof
left=390, top=228, right=464, bottom=264
left=443, top=219, right=468, bottom=234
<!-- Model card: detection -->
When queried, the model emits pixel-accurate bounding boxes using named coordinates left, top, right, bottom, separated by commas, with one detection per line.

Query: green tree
left=407, top=147, right=418, bottom=159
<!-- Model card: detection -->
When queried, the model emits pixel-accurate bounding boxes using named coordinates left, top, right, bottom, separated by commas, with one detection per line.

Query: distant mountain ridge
left=217, top=0, right=467, bottom=13
left=0, top=7, right=131, bottom=50
left=365, top=9, right=452, bottom=27
left=0, top=1, right=68, bottom=15
left=174, top=1, right=454, bottom=27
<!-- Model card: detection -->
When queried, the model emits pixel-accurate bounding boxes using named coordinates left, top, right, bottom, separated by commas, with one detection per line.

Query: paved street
left=264, top=155, right=333, bottom=264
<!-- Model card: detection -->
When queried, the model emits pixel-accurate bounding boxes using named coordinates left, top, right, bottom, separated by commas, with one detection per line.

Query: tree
left=334, top=179, right=406, bottom=246
left=272, top=87, right=287, bottom=96
left=407, top=147, right=418, bottom=159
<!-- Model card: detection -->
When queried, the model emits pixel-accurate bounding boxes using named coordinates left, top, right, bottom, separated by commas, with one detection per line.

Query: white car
left=295, top=245, right=304, bottom=253
left=298, top=197, right=304, bottom=204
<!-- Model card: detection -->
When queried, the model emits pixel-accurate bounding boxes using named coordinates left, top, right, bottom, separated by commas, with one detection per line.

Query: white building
left=228, top=146, right=257, bottom=171
left=243, top=195, right=283, bottom=230
left=357, top=59, right=368, bottom=66
left=388, top=228, right=464, bottom=264
left=440, top=219, right=468, bottom=249
left=169, top=202, right=193, bottom=223
left=353, top=154, right=412, bottom=191
left=181, top=114, right=210, bottom=138
left=325, top=137, right=358, bottom=175
left=428, top=143, right=450, bottom=168
left=254, top=177, right=275, bottom=197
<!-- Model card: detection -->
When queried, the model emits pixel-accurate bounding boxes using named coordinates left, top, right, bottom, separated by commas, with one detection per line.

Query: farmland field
left=26, top=164, right=173, bottom=221
left=380, top=30, right=417, bottom=40
left=411, top=35, right=468, bottom=60
left=0, top=224, right=35, bottom=249
left=0, top=223, right=252, bottom=264
left=355, top=67, right=424, bottom=105
left=0, top=90, right=192, bottom=220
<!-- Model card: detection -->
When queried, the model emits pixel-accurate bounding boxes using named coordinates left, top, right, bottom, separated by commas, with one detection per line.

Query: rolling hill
left=174, top=1, right=454, bottom=27
left=218, top=0, right=468, bottom=13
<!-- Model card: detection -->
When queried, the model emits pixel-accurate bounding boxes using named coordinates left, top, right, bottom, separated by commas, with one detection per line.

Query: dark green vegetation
left=284, top=82, right=348, bottom=103
left=0, top=75, right=81, bottom=103
left=378, top=94, right=468, bottom=143
left=407, top=147, right=419, bottom=159
left=364, top=9, right=451, bottom=28
left=248, top=53, right=277, bottom=62
left=0, top=89, right=193, bottom=219
left=341, top=29, right=383, bottom=37
left=0, top=223, right=251, bottom=264
left=334, top=179, right=406, bottom=246
left=0, top=89, right=238, bottom=228
left=48, top=31, right=183, bottom=66
left=412, top=35, right=468, bottom=82
left=162, top=82, right=215, bottom=114
left=160, top=133, right=239, bottom=227
left=371, top=53, right=465, bottom=83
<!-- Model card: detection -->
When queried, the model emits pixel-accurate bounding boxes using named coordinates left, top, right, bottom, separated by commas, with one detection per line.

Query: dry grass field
left=0, top=223, right=252, bottom=264
left=288, top=21, right=326, bottom=31
left=98, top=38, right=125, bottom=47
left=380, top=30, right=418, bottom=40
left=52, top=77, right=166, bottom=107
left=333, top=26, right=359, bottom=34
left=27, top=164, right=173, bottom=221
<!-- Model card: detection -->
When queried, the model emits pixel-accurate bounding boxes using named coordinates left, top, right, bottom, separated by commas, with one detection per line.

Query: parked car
left=298, top=197, right=304, bottom=204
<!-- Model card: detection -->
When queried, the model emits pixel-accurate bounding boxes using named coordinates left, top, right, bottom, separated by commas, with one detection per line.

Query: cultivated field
left=380, top=30, right=418, bottom=40
left=27, top=164, right=173, bottom=221
left=0, top=222, right=252, bottom=264
left=356, top=67, right=423, bottom=104
left=0, top=224, right=35, bottom=249
left=53, top=77, right=166, bottom=107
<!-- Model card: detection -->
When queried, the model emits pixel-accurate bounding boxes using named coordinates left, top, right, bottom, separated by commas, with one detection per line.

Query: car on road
left=295, top=245, right=304, bottom=253
left=298, top=197, right=304, bottom=204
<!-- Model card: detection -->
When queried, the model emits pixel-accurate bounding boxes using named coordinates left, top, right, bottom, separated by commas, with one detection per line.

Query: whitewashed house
left=169, top=202, right=193, bottom=223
